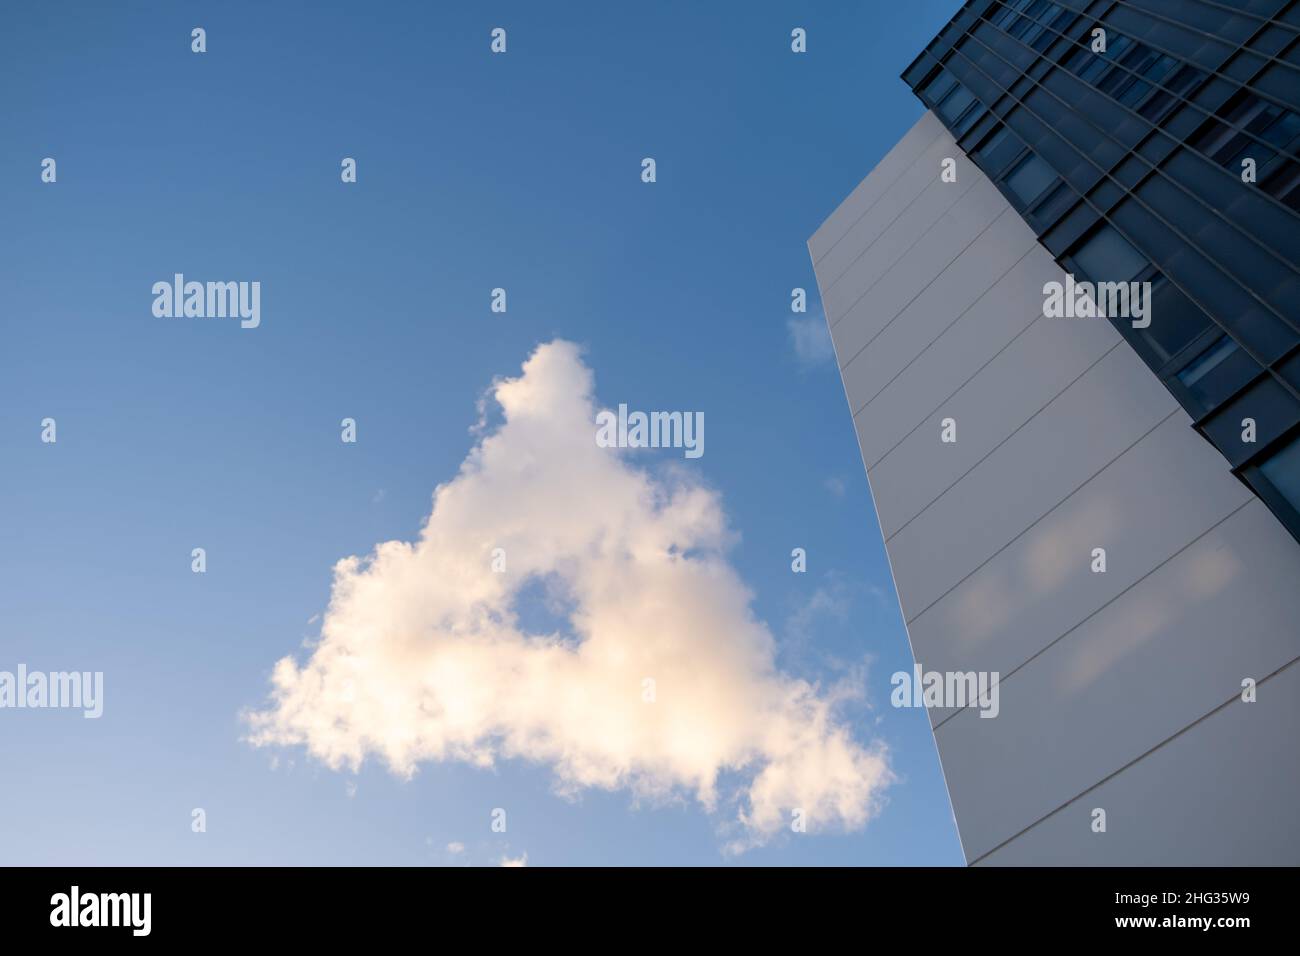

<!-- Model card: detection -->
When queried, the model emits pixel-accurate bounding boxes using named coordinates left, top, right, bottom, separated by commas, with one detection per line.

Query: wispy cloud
left=785, top=581, right=854, bottom=647
left=246, top=341, right=892, bottom=847
left=787, top=308, right=835, bottom=369
left=499, top=852, right=528, bottom=868
left=781, top=574, right=885, bottom=688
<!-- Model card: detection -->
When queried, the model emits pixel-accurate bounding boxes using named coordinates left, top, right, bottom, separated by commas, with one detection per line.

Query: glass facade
left=904, top=0, right=1300, bottom=543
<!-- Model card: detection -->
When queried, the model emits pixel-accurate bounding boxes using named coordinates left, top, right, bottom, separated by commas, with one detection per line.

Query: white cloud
left=446, top=842, right=465, bottom=855
left=500, top=853, right=528, bottom=867
left=785, top=583, right=853, bottom=647
left=245, top=341, right=892, bottom=846
left=787, top=312, right=835, bottom=368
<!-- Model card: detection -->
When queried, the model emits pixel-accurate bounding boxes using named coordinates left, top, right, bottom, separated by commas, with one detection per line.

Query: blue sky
left=0, top=0, right=964, bottom=865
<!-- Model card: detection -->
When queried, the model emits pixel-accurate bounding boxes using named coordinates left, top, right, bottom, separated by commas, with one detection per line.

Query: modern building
left=810, top=0, right=1300, bottom=864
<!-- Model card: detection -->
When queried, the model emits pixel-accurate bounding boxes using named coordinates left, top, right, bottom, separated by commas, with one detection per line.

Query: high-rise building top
left=903, top=0, right=1300, bottom=542
left=810, top=0, right=1300, bottom=864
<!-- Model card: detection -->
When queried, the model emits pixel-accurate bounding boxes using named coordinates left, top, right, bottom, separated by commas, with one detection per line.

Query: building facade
left=811, top=0, right=1300, bottom=863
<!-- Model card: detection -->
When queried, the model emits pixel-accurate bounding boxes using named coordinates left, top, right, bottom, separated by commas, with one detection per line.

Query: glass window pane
left=1097, top=65, right=1129, bottom=95
left=1029, top=180, right=1077, bottom=221
left=1227, top=139, right=1276, bottom=172
left=1004, top=152, right=1057, bottom=205
left=937, top=85, right=976, bottom=123
left=977, top=125, right=1025, bottom=174
left=1244, top=101, right=1283, bottom=137
left=1048, top=6, right=1075, bottom=31
left=1075, top=36, right=1132, bottom=82
left=1263, top=160, right=1300, bottom=203
left=1223, top=91, right=1262, bottom=126
left=1010, top=2, right=1050, bottom=40
left=1031, top=9, right=1061, bottom=51
left=1169, top=65, right=1203, bottom=95
left=993, top=0, right=1031, bottom=27
left=1079, top=56, right=1112, bottom=83
left=1138, top=89, right=1174, bottom=120
left=1072, top=224, right=1149, bottom=282
left=1065, top=45, right=1091, bottom=72
left=953, top=101, right=987, bottom=135
left=1139, top=275, right=1213, bottom=362
left=1211, top=131, right=1255, bottom=165
left=1179, top=336, right=1238, bottom=389
left=1175, top=334, right=1261, bottom=409
left=1260, top=109, right=1300, bottom=149
left=1138, top=64, right=1203, bottom=119
left=1117, top=78, right=1153, bottom=107
left=1018, top=19, right=1045, bottom=44
left=1192, top=120, right=1236, bottom=158
left=1118, top=43, right=1156, bottom=74
left=1260, top=435, right=1300, bottom=512
left=1141, top=54, right=1177, bottom=84
left=924, top=70, right=957, bottom=104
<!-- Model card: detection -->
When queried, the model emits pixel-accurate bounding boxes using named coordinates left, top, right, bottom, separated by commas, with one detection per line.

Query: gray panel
left=938, top=500, right=1300, bottom=861
left=829, top=178, right=1010, bottom=367
left=839, top=206, right=1039, bottom=419
left=809, top=112, right=945, bottom=266
left=912, top=412, right=1254, bottom=726
left=885, top=344, right=1178, bottom=621
left=974, top=654, right=1300, bottom=866
left=852, top=245, right=1062, bottom=465
left=819, top=140, right=982, bottom=314
left=866, top=315, right=1123, bottom=538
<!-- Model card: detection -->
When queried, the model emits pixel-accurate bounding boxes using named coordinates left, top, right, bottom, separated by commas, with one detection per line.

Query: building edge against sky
left=810, top=0, right=1300, bottom=865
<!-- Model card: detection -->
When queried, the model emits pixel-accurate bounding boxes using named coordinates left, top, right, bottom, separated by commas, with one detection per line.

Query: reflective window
left=976, top=125, right=1026, bottom=175
left=1114, top=77, right=1152, bottom=108
left=952, top=99, right=987, bottom=136
left=1260, top=434, right=1300, bottom=512
left=1192, top=91, right=1300, bottom=191
left=1067, top=32, right=1192, bottom=114
left=1138, top=64, right=1205, bottom=119
left=1143, top=275, right=1214, bottom=363
left=937, top=84, right=976, bottom=124
left=1175, top=334, right=1258, bottom=408
left=1029, top=4, right=1066, bottom=51
left=923, top=69, right=957, bottom=104
left=992, top=0, right=1036, bottom=28
left=1263, top=160, right=1300, bottom=211
left=1225, top=92, right=1300, bottom=151
left=1179, top=336, right=1238, bottom=387
left=1007, top=0, right=1052, bottom=43
left=1028, top=180, right=1077, bottom=222
left=1071, top=223, right=1149, bottom=282
left=1069, top=34, right=1133, bottom=83
left=1004, top=152, right=1057, bottom=206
